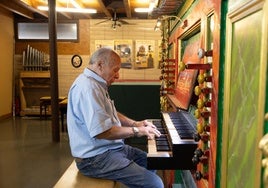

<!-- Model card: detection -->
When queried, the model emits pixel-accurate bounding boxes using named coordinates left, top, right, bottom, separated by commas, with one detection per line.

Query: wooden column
left=48, top=0, right=60, bottom=142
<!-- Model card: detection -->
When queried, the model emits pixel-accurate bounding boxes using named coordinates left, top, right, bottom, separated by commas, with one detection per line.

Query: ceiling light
left=156, top=18, right=161, bottom=27
left=134, top=8, right=150, bottom=13
left=137, top=0, right=150, bottom=3
left=154, top=15, right=182, bottom=31
left=149, top=0, right=159, bottom=12
left=70, top=0, right=81, bottom=9
left=37, top=6, right=97, bottom=13
left=154, top=25, right=160, bottom=31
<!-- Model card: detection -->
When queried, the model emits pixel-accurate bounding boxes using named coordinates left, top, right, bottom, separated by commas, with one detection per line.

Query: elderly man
left=67, top=48, right=164, bottom=188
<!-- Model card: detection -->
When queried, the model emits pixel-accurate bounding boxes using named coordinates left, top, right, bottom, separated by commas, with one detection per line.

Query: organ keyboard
left=147, top=111, right=198, bottom=170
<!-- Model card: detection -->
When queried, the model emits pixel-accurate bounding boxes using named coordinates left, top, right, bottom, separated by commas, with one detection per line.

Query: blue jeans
left=76, top=145, right=164, bottom=188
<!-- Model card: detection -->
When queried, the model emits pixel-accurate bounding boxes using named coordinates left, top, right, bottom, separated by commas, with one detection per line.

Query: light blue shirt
left=67, top=68, right=124, bottom=158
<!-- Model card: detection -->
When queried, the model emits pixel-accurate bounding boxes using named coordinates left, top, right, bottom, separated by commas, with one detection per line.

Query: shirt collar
left=83, top=68, right=108, bottom=90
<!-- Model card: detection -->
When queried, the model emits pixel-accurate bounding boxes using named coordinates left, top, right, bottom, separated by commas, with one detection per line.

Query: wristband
left=132, top=127, right=139, bottom=137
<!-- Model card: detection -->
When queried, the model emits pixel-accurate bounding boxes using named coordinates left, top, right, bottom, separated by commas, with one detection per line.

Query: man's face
left=101, top=55, right=121, bottom=86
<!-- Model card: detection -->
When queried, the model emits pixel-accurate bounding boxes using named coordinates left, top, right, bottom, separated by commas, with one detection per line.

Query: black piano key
left=177, top=129, right=193, bottom=132
left=155, top=134, right=171, bottom=151
left=156, top=137, right=167, bottom=141
left=178, top=133, right=194, bottom=139
left=178, top=131, right=193, bottom=135
left=152, top=120, right=163, bottom=126
left=159, top=134, right=167, bottom=138
left=169, top=112, right=195, bottom=140
left=156, top=145, right=170, bottom=151
left=174, top=126, right=192, bottom=130
left=157, top=128, right=167, bottom=134
left=154, top=123, right=162, bottom=127
left=172, top=119, right=186, bottom=122
left=178, top=129, right=194, bottom=133
left=164, top=112, right=197, bottom=141
left=168, top=112, right=181, bottom=118
left=173, top=121, right=189, bottom=126
left=180, top=128, right=193, bottom=131
left=147, top=114, right=198, bottom=170
left=156, top=140, right=169, bottom=146
left=155, top=125, right=163, bottom=129
left=176, top=130, right=193, bottom=134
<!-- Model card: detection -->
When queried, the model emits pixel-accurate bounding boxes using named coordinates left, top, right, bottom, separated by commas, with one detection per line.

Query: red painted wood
left=168, top=0, right=221, bottom=187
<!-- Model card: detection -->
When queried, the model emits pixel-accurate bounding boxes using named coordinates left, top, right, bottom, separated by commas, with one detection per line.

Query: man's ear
left=97, top=60, right=104, bottom=70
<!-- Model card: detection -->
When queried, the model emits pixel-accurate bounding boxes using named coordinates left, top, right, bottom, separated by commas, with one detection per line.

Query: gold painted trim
left=177, top=21, right=201, bottom=81
left=176, top=20, right=201, bottom=69
left=221, top=0, right=267, bottom=187
left=228, top=0, right=264, bottom=22
left=177, top=0, right=195, bottom=19
left=170, top=0, right=195, bottom=31
left=204, top=11, right=215, bottom=64
left=177, top=38, right=182, bottom=63
left=220, top=14, right=232, bottom=188
left=179, top=20, right=201, bottom=39
left=258, top=0, right=268, bottom=186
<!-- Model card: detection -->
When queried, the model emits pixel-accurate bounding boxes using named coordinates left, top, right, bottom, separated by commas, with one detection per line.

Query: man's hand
left=135, top=122, right=161, bottom=139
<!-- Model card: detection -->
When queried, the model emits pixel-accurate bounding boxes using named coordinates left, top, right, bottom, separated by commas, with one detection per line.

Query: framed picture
left=135, top=40, right=155, bottom=69
left=95, top=40, right=114, bottom=50
left=114, top=40, right=133, bottom=69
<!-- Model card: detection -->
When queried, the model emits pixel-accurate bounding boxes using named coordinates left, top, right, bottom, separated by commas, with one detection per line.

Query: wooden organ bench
left=54, top=160, right=120, bottom=188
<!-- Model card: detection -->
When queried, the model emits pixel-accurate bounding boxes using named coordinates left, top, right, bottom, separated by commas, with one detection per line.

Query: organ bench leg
left=40, top=96, right=51, bottom=119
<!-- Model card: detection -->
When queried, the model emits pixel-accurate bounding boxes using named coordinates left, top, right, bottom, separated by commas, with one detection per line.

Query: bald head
left=89, top=48, right=120, bottom=66
left=88, top=48, right=121, bottom=86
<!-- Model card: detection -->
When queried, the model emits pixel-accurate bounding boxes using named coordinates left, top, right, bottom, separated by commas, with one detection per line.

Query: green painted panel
left=227, top=10, right=262, bottom=188
left=216, top=1, right=228, bottom=186
left=108, top=85, right=161, bottom=120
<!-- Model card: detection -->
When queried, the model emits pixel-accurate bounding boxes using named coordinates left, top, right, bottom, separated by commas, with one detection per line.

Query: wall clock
left=71, top=54, right=82, bottom=68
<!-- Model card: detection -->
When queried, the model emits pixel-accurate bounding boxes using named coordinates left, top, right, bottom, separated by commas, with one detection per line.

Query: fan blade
left=95, top=19, right=111, bottom=25
left=118, top=19, right=136, bottom=25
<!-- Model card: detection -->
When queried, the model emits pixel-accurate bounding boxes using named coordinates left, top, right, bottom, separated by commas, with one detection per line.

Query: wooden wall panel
left=0, top=8, right=14, bottom=118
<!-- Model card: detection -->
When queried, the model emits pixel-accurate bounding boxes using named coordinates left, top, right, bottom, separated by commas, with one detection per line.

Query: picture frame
left=71, top=54, right=82, bottom=68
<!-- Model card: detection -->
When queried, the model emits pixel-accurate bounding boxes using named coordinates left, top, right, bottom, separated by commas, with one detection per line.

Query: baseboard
left=0, top=113, right=12, bottom=121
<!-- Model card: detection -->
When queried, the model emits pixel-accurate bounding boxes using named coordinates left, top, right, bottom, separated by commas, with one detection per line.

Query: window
left=16, top=21, right=79, bottom=41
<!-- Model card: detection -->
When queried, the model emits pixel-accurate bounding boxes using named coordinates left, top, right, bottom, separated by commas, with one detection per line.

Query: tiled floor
left=0, top=117, right=73, bottom=188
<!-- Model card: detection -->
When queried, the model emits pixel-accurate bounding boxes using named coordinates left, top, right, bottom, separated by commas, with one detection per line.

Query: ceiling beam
left=0, top=0, right=34, bottom=19
left=78, top=14, right=91, bottom=19
left=97, top=0, right=112, bottom=18
left=58, top=0, right=91, bottom=19
left=54, top=1, right=74, bottom=20
left=15, top=0, right=48, bottom=18
left=123, top=0, right=131, bottom=18
left=58, top=12, right=74, bottom=19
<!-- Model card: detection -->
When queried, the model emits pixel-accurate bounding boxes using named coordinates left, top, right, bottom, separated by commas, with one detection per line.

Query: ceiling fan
left=95, top=9, right=132, bottom=29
